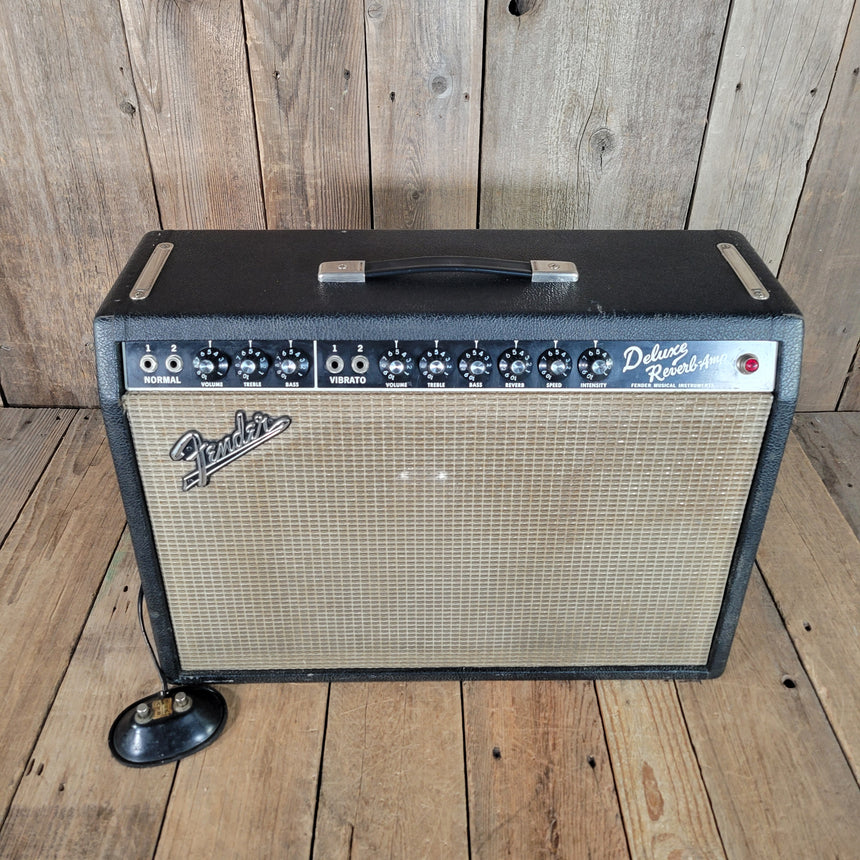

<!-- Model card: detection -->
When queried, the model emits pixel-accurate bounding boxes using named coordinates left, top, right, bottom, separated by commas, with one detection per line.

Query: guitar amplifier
left=94, top=229, right=802, bottom=683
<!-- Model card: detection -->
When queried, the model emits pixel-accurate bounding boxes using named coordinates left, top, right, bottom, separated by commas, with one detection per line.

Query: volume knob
left=193, top=347, right=230, bottom=381
left=379, top=348, right=414, bottom=381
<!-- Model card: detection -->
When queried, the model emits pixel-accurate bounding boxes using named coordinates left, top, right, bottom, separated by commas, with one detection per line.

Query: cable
left=137, top=586, right=169, bottom=695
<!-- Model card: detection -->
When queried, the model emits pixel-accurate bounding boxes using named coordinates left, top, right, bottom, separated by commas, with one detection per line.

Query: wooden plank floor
left=0, top=408, right=858, bottom=859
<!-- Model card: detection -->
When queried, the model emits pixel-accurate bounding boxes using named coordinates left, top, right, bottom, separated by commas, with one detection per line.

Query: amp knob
left=577, top=347, right=613, bottom=381
left=193, top=347, right=230, bottom=381
left=538, top=348, right=572, bottom=381
left=419, top=348, right=453, bottom=380
left=233, top=346, right=270, bottom=381
left=498, top=347, right=532, bottom=381
left=458, top=348, right=493, bottom=382
left=379, top=347, right=414, bottom=381
left=274, top=347, right=311, bottom=380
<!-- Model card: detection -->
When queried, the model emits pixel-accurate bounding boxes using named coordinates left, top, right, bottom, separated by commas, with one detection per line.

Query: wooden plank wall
left=0, top=0, right=857, bottom=409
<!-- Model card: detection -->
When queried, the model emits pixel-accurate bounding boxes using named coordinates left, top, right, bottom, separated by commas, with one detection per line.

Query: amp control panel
left=123, top=339, right=778, bottom=393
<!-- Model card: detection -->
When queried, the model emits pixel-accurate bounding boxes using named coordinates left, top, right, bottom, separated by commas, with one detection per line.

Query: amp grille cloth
left=125, top=390, right=772, bottom=670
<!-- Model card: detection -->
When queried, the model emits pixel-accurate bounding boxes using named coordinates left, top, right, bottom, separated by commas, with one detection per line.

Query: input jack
left=165, top=354, right=183, bottom=373
left=325, top=354, right=345, bottom=374
left=351, top=354, right=370, bottom=374
left=139, top=354, right=158, bottom=373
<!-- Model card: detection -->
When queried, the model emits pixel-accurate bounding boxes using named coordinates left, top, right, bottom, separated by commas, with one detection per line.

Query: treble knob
left=233, top=346, right=270, bottom=381
left=419, top=348, right=453, bottom=380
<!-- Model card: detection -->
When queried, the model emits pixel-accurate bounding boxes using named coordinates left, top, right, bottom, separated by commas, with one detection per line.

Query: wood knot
left=642, top=762, right=664, bottom=821
left=589, top=127, right=617, bottom=170
left=119, top=99, right=136, bottom=116
left=430, top=74, right=451, bottom=97
left=509, top=0, right=539, bottom=15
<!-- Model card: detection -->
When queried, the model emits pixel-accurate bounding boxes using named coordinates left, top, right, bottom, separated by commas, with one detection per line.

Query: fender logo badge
left=169, top=410, right=291, bottom=491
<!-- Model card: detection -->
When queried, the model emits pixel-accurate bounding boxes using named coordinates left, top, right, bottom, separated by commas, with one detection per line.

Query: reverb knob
left=193, top=346, right=230, bottom=381
left=233, top=346, right=270, bottom=381
left=498, top=347, right=532, bottom=381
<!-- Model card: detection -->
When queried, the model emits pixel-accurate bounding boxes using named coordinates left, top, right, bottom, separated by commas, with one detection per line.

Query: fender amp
left=94, top=230, right=802, bottom=683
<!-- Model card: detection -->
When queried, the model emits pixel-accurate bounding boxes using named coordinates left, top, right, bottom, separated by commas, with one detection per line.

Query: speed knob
left=233, top=346, right=270, bottom=381
left=458, top=348, right=493, bottom=382
left=419, top=348, right=453, bottom=380
left=577, top=347, right=613, bottom=381
left=379, top=347, right=414, bottom=381
left=274, top=347, right=310, bottom=380
left=498, top=347, right=532, bottom=381
left=193, top=346, right=230, bottom=381
left=538, top=348, right=572, bottom=381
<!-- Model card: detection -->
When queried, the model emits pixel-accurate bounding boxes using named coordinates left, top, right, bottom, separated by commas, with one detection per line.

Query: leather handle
left=318, top=256, right=578, bottom=283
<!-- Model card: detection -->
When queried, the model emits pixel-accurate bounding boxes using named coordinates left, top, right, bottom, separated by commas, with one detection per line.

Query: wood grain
left=156, top=684, right=328, bottom=858
left=0, top=532, right=174, bottom=859
left=677, top=568, right=860, bottom=857
left=756, top=433, right=860, bottom=779
left=480, top=0, right=726, bottom=229
left=463, top=680, right=628, bottom=859
left=365, top=0, right=483, bottom=228
left=0, top=1, right=158, bottom=405
left=120, top=0, right=265, bottom=229
left=313, top=682, right=468, bottom=858
left=0, top=409, right=73, bottom=543
left=689, top=0, right=855, bottom=271
left=597, top=680, right=727, bottom=859
left=0, top=412, right=126, bottom=821
left=793, top=413, right=860, bottom=538
left=244, top=0, right=371, bottom=229
left=773, top=3, right=860, bottom=409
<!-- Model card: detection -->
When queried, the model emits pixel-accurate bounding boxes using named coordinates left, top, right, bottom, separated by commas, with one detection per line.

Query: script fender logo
left=169, top=410, right=291, bottom=491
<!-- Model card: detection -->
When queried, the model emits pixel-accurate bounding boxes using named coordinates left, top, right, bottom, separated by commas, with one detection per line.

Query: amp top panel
left=122, top=339, right=778, bottom=393
left=98, top=229, right=802, bottom=322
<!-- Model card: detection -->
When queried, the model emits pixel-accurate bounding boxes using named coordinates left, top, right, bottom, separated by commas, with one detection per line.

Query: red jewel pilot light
left=738, top=354, right=760, bottom=374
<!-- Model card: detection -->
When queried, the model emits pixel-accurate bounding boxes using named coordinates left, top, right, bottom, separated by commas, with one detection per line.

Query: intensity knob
left=537, top=348, right=572, bottom=381
left=418, top=348, right=453, bottom=380
left=458, top=348, right=493, bottom=382
left=193, top=347, right=230, bottom=381
left=274, top=347, right=311, bottom=380
left=498, top=347, right=533, bottom=381
left=233, top=346, right=270, bottom=381
left=577, top=347, right=613, bottom=381
left=379, top=347, right=414, bottom=381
